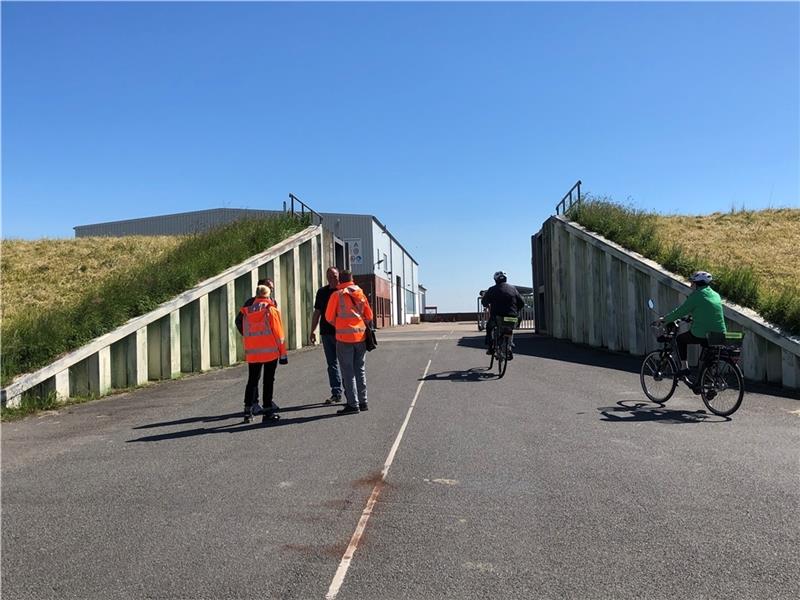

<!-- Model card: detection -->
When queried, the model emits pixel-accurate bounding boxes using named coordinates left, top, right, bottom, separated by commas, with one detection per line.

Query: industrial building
left=74, top=207, right=422, bottom=327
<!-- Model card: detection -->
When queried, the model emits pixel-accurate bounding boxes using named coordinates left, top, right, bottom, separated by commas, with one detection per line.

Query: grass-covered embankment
left=568, top=199, right=800, bottom=336
left=1, top=236, right=186, bottom=325
left=1, top=215, right=309, bottom=387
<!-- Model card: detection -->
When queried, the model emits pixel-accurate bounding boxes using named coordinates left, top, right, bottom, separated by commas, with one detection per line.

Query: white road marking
left=462, top=561, right=499, bottom=575
left=430, top=478, right=459, bottom=486
left=325, top=358, right=433, bottom=600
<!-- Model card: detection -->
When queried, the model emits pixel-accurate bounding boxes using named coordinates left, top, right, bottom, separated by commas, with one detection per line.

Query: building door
left=396, top=275, right=403, bottom=325
left=335, top=240, right=346, bottom=271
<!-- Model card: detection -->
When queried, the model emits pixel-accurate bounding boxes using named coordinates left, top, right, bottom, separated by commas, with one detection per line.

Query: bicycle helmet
left=493, top=271, right=507, bottom=283
left=690, top=271, right=713, bottom=285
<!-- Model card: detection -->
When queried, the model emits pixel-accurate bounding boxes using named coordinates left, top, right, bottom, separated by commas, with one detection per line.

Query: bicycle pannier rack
left=706, top=331, right=744, bottom=347
left=707, top=331, right=744, bottom=361
left=499, top=316, right=518, bottom=335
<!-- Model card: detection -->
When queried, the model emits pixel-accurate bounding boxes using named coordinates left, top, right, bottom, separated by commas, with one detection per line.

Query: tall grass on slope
left=1, top=215, right=308, bottom=386
left=569, top=199, right=800, bottom=336
left=1, top=236, right=185, bottom=325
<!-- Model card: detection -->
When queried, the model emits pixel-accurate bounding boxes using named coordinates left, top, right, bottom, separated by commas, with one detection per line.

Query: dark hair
left=340, top=269, right=353, bottom=282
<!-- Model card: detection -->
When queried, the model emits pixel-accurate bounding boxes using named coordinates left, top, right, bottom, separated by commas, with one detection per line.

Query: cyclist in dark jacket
left=482, top=271, right=525, bottom=356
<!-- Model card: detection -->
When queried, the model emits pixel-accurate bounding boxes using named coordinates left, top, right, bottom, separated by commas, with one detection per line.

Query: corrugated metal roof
left=72, top=207, right=419, bottom=266
left=74, top=208, right=283, bottom=237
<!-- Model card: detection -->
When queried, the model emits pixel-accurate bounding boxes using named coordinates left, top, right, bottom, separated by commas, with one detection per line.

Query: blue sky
left=2, top=1, right=798, bottom=311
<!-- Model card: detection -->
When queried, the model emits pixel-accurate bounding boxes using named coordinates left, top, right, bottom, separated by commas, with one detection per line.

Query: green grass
left=569, top=198, right=800, bottom=336
left=1, top=215, right=309, bottom=387
left=1, top=235, right=185, bottom=326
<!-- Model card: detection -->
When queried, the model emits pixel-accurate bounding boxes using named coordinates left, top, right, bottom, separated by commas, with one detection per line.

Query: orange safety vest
left=325, top=283, right=374, bottom=343
left=240, top=299, right=287, bottom=363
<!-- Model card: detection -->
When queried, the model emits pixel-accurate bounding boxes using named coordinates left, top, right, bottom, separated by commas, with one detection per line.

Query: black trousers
left=485, top=319, right=495, bottom=346
left=244, top=360, right=278, bottom=409
left=485, top=316, right=515, bottom=347
left=676, top=332, right=707, bottom=361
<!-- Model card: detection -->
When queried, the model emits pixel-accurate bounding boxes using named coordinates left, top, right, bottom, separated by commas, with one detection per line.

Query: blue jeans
left=321, top=334, right=343, bottom=397
left=336, top=341, right=367, bottom=408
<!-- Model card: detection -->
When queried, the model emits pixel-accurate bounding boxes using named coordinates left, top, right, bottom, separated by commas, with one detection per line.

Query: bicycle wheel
left=640, top=351, right=678, bottom=403
left=497, top=337, right=509, bottom=378
left=699, top=359, right=744, bottom=416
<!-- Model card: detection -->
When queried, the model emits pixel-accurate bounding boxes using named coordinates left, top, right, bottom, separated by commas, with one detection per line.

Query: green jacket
left=664, top=286, right=727, bottom=338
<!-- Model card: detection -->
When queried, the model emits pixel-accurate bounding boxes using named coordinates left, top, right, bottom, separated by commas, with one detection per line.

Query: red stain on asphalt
left=351, top=470, right=384, bottom=488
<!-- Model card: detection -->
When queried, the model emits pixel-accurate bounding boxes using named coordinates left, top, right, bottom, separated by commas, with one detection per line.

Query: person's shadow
left=128, top=404, right=344, bottom=443
left=422, top=367, right=496, bottom=382
left=132, top=412, right=244, bottom=430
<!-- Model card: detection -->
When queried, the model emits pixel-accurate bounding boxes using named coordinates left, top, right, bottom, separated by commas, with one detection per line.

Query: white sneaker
left=251, top=403, right=263, bottom=415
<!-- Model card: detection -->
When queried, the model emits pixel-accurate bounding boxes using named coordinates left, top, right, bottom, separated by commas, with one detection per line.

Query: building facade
left=320, top=212, right=420, bottom=328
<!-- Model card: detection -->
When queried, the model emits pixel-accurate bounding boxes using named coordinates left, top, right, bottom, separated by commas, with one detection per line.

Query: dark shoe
left=486, top=347, right=493, bottom=355
left=359, top=403, right=369, bottom=411
left=243, top=412, right=252, bottom=424
left=507, top=352, right=514, bottom=361
left=268, top=401, right=281, bottom=412
left=337, top=405, right=360, bottom=415
left=324, top=395, right=342, bottom=405
left=261, top=412, right=280, bottom=424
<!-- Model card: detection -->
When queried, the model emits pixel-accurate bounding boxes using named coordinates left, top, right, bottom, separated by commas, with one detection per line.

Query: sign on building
left=345, top=238, right=363, bottom=265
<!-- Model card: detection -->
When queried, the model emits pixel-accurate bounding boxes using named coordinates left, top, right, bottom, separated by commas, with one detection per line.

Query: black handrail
left=286, top=193, right=323, bottom=225
left=555, top=180, right=582, bottom=215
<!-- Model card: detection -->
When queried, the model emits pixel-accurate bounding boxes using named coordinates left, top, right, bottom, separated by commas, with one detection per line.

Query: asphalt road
left=2, top=323, right=798, bottom=600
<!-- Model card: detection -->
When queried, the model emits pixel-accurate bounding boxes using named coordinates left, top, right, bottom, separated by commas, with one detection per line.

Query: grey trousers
left=336, top=341, right=367, bottom=407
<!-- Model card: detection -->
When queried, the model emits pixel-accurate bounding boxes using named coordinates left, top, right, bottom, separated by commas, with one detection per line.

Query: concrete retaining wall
left=2, top=225, right=329, bottom=408
left=535, top=216, right=800, bottom=390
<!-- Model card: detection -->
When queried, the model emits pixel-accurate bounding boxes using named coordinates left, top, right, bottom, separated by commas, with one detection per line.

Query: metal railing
left=555, top=180, right=582, bottom=215
left=286, top=193, right=323, bottom=225
left=476, top=296, right=536, bottom=331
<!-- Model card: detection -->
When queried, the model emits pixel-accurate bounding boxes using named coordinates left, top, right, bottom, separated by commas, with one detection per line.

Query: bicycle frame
left=644, top=318, right=745, bottom=413
left=652, top=320, right=738, bottom=384
left=489, top=315, right=518, bottom=377
left=651, top=320, right=693, bottom=383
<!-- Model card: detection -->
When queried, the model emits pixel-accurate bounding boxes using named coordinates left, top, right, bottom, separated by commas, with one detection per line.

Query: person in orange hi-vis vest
left=325, top=270, right=374, bottom=415
left=236, top=284, right=287, bottom=424
left=235, top=277, right=279, bottom=414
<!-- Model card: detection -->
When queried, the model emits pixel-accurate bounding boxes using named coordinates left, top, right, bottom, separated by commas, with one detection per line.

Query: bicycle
left=488, top=315, right=518, bottom=378
left=639, top=304, right=745, bottom=416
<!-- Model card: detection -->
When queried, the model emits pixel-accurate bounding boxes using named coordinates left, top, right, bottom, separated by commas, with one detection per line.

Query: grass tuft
left=569, top=198, right=663, bottom=259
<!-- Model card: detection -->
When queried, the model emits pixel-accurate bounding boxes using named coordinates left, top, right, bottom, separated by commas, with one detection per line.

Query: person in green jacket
left=662, top=271, right=727, bottom=374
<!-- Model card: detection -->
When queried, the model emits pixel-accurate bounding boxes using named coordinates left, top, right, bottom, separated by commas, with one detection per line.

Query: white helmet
left=493, top=271, right=507, bottom=283
left=690, top=271, right=713, bottom=285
